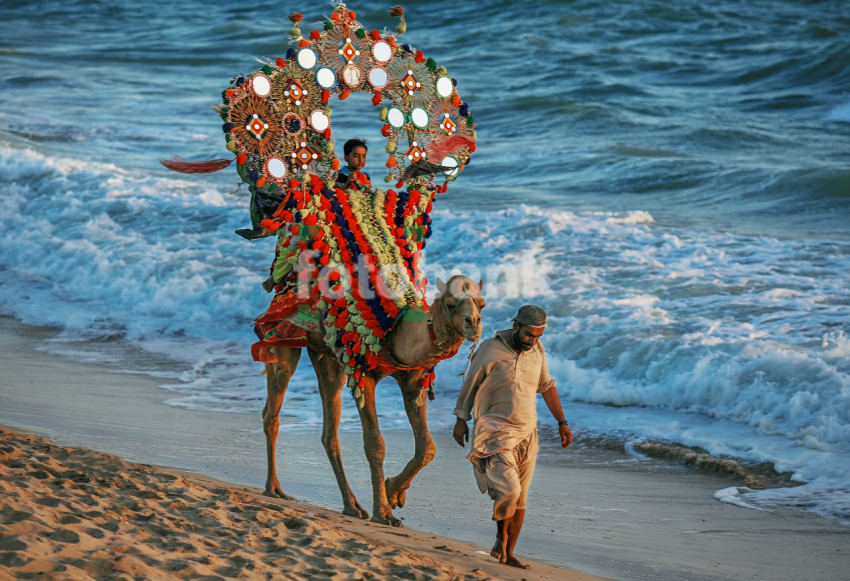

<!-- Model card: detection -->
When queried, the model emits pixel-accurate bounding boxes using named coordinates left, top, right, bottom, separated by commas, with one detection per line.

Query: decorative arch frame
left=218, top=4, right=476, bottom=216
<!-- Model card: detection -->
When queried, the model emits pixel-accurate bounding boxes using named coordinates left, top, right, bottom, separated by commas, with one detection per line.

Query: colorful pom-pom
left=288, top=12, right=304, bottom=24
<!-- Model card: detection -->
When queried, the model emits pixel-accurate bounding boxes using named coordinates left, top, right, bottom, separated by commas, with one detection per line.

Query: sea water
left=1, top=0, right=848, bottom=525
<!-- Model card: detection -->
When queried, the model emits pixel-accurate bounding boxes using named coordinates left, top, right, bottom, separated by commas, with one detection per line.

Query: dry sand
left=1, top=314, right=849, bottom=580
left=0, top=426, right=590, bottom=580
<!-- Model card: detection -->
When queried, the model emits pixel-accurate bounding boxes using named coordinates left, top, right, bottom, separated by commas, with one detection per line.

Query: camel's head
left=435, top=275, right=485, bottom=342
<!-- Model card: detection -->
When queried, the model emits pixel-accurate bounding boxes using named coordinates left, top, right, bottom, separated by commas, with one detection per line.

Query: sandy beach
left=2, top=314, right=848, bottom=580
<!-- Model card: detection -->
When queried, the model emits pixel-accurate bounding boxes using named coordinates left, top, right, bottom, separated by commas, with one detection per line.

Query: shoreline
left=2, top=314, right=848, bottom=580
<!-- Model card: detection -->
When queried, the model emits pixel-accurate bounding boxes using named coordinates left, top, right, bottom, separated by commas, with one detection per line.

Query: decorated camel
left=262, top=274, right=483, bottom=525
left=160, top=5, right=478, bottom=525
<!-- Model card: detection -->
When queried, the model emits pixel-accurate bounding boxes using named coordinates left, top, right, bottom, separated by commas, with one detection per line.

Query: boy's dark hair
left=343, top=138, right=368, bottom=156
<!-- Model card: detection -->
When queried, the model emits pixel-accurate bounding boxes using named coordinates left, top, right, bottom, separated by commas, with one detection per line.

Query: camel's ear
left=478, top=279, right=483, bottom=291
left=436, top=277, right=446, bottom=296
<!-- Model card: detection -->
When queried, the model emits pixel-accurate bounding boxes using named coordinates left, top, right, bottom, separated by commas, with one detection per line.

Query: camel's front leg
left=385, top=370, right=436, bottom=509
left=262, top=347, right=301, bottom=499
left=308, top=348, right=369, bottom=520
left=357, top=378, right=401, bottom=527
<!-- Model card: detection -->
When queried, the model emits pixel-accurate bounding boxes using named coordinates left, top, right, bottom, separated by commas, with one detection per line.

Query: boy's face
left=344, top=146, right=367, bottom=171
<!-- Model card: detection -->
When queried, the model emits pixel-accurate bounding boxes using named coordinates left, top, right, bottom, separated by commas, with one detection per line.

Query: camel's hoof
left=263, top=487, right=293, bottom=501
left=342, top=503, right=369, bottom=520
left=371, top=514, right=403, bottom=527
left=385, top=477, right=407, bottom=509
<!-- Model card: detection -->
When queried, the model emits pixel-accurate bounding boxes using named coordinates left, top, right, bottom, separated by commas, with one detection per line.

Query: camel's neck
left=385, top=301, right=465, bottom=369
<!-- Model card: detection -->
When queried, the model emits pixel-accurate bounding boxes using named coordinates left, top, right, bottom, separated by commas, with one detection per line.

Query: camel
left=261, top=274, right=485, bottom=526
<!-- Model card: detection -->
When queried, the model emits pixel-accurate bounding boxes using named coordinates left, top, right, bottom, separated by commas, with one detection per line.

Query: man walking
left=453, top=304, right=572, bottom=570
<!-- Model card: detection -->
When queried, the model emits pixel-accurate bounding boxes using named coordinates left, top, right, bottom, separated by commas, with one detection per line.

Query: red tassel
left=371, top=92, right=382, bottom=106
left=426, top=134, right=476, bottom=162
left=309, top=30, right=321, bottom=40
left=414, top=50, right=424, bottom=63
left=322, top=89, right=330, bottom=103
left=276, top=57, right=286, bottom=67
left=159, top=156, right=232, bottom=174
left=370, top=30, right=381, bottom=41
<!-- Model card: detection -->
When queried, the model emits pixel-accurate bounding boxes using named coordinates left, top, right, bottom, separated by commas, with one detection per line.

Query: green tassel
left=466, top=115, right=474, bottom=125
left=355, top=29, right=366, bottom=38
left=324, top=20, right=333, bottom=30
left=426, top=58, right=437, bottom=71
left=261, top=64, right=272, bottom=75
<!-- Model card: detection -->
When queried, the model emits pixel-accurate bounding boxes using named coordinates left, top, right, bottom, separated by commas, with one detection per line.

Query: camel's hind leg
left=357, top=378, right=401, bottom=527
left=308, top=347, right=369, bottom=519
left=262, top=346, right=302, bottom=499
left=385, top=369, right=436, bottom=509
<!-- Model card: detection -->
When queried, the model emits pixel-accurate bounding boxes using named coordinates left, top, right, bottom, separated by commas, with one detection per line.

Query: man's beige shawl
left=453, top=330, right=556, bottom=460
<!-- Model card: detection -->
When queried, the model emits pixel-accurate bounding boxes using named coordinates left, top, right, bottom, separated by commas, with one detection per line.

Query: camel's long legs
left=262, top=347, right=302, bottom=499
left=308, top=347, right=369, bottom=519
left=385, top=370, right=436, bottom=509
left=356, top=378, right=401, bottom=526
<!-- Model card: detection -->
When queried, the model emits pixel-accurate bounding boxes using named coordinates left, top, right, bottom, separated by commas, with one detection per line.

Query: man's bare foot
left=504, top=555, right=531, bottom=570
left=490, top=539, right=502, bottom=560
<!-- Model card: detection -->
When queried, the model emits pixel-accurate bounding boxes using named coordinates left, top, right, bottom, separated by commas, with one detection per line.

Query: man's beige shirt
left=454, top=330, right=556, bottom=460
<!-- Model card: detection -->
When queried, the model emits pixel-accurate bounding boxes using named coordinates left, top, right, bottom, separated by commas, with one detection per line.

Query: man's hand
left=559, top=423, right=573, bottom=448
left=453, top=418, right=469, bottom=447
